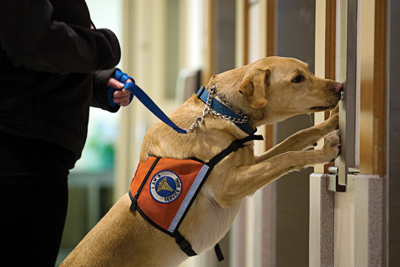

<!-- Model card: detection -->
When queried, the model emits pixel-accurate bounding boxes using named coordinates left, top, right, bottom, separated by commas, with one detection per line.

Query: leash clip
left=187, top=116, right=204, bottom=133
left=186, top=87, right=216, bottom=133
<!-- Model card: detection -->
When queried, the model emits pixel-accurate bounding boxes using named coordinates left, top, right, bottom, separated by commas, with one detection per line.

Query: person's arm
left=0, top=0, right=120, bottom=74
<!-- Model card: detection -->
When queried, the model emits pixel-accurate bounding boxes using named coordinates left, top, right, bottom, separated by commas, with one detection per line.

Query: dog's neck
left=207, top=86, right=249, bottom=121
left=204, top=87, right=266, bottom=128
left=214, top=92, right=248, bottom=119
left=205, top=69, right=270, bottom=128
left=195, top=86, right=256, bottom=136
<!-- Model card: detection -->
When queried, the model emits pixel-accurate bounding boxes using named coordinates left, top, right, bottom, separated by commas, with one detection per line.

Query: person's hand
left=107, top=78, right=132, bottom=106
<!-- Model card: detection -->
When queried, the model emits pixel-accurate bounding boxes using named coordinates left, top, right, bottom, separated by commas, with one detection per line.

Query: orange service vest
left=129, top=156, right=208, bottom=234
left=129, top=134, right=263, bottom=259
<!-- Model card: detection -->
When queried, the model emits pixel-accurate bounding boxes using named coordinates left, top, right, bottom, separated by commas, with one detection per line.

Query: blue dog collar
left=196, top=87, right=256, bottom=136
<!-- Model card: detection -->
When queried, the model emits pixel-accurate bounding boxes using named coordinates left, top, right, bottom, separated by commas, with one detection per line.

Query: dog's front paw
left=322, top=130, right=340, bottom=162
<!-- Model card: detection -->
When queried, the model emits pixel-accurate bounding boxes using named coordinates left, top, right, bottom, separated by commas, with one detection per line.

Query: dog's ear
left=238, top=67, right=270, bottom=109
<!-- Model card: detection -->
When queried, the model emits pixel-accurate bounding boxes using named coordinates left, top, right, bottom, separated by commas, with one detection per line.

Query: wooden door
left=310, top=0, right=390, bottom=266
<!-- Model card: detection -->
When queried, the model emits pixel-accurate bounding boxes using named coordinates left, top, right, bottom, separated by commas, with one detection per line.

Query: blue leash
left=107, top=70, right=256, bottom=135
left=107, top=70, right=188, bottom=134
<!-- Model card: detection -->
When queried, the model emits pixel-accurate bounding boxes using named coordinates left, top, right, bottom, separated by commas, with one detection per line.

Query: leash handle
left=107, top=70, right=134, bottom=108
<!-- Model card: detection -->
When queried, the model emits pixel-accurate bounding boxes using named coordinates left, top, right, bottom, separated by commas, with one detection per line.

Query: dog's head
left=209, top=56, right=342, bottom=125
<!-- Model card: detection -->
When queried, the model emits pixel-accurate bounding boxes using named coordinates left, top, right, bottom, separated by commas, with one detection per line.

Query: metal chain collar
left=186, top=86, right=249, bottom=133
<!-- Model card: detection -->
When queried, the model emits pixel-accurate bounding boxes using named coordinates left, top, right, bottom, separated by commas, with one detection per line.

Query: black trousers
left=0, top=180, right=68, bottom=266
left=0, top=131, right=75, bottom=267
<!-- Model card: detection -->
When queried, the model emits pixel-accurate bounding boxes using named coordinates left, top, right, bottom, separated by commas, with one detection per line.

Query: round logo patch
left=150, top=170, right=182, bottom=203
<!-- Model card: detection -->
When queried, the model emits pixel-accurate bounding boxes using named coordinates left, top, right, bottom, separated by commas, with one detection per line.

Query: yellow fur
left=61, top=56, right=341, bottom=267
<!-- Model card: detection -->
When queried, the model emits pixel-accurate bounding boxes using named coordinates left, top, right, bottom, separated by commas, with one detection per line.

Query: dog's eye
left=292, top=75, right=305, bottom=83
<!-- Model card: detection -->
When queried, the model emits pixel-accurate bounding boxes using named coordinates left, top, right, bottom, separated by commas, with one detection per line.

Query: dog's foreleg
left=216, top=131, right=340, bottom=208
left=255, top=112, right=338, bottom=163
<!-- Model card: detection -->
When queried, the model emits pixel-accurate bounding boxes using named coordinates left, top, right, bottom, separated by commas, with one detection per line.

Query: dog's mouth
left=309, top=106, right=334, bottom=112
left=309, top=90, right=341, bottom=112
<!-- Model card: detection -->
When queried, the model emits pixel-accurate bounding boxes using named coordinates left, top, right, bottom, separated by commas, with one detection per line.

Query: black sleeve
left=91, top=69, right=120, bottom=112
left=0, top=0, right=121, bottom=75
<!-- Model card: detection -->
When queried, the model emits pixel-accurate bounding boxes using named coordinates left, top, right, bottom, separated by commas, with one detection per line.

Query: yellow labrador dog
left=61, top=56, right=342, bottom=267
